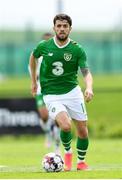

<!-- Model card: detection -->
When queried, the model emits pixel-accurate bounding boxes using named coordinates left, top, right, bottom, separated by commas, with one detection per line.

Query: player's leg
left=66, top=85, right=89, bottom=170
left=74, top=120, right=89, bottom=170
left=43, top=96, right=73, bottom=171
left=36, top=94, right=48, bottom=122
left=52, top=123, right=61, bottom=154
left=55, top=111, right=72, bottom=171
left=49, top=107, right=72, bottom=153
left=35, top=94, right=52, bottom=148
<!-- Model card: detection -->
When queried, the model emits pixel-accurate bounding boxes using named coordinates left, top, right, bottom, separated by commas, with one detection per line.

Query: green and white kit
left=33, top=37, right=88, bottom=121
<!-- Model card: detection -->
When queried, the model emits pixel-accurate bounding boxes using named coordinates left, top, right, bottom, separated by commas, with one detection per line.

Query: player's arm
left=29, top=53, right=37, bottom=96
left=80, top=68, right=93, bottom=102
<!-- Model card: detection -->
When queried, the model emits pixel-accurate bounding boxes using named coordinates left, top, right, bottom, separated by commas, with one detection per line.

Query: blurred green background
left=0, top=31, right=122, bottom=76
left=0, top=30, right=122, bottom=138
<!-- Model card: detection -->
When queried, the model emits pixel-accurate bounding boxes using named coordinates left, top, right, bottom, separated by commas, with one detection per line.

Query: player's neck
left=54, top=36, right=70, bottom=48
left=56, top=39, right=68, bottom=46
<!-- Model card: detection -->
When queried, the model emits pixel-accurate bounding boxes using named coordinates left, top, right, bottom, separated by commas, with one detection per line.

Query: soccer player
left=29, top=14, right=93, bottom=171
left=30, top=33, right=60, bottom=153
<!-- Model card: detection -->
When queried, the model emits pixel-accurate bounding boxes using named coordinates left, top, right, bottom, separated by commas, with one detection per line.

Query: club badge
left=64, top=53, right=72, bottom=61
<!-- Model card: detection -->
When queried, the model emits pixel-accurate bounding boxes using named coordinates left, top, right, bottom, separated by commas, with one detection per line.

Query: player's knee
left=61, top=122, right=71, bottom=132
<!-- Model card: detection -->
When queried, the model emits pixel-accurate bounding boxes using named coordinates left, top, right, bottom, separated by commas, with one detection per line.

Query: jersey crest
left=64, top=53, right=72, bottom=61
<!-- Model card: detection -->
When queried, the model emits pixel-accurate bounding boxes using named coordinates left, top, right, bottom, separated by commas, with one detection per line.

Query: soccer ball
left=42, top=152, right=64, bottom=172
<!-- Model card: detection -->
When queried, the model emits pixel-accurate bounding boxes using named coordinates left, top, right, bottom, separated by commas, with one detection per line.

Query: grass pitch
left=0, top=136, right=122, bottom=179
left=0, top=74, right=122, bottom=98
left=0, top=75, right=122, bottom=178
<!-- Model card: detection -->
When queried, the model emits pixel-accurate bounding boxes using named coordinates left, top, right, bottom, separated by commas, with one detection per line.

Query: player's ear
left=70, top=26, right=72, bottom=32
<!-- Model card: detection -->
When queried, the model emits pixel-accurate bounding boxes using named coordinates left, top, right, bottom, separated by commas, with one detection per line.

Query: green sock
left=60, top=130, right=72, bottom=151
left=76, top=137, right=89, bottom=161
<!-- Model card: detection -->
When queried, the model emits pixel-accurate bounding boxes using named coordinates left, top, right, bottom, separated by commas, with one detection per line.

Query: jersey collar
left=53, top=36, right=71, bottom=48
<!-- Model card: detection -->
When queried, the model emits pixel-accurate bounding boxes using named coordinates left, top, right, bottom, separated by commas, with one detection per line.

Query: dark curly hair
left=53, top=14, right=72, bottom=26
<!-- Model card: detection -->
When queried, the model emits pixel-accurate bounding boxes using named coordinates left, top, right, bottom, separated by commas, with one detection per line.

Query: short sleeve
left=33, top=40, right=45, bottom=59
left=78, top=45, right=88, bottom=68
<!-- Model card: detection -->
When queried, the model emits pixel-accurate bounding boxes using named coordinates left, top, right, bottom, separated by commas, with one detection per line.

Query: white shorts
left=43, top=85, right=88, bottom=121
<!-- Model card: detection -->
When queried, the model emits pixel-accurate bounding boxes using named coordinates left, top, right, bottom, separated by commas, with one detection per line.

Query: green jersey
left=33, top=37, right=88, bottom=95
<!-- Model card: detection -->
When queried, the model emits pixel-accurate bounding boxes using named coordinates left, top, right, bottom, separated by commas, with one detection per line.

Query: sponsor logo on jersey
left=48, top=53, right=53, bottom=56
left=64, top=53, right=72, bottom=61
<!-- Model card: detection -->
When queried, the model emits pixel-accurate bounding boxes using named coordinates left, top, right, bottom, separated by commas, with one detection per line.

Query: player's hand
left=84, top=88, right=94, bottom=102
left=31, top=82, right=37, bottom=97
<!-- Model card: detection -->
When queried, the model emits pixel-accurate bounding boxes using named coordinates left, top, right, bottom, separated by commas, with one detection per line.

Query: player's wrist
left=85, top=87, right=93, bottom=93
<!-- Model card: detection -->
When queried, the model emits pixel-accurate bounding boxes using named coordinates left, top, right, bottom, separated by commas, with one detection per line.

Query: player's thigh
left=56, top=111, right=71, bottom=131
left=44, top=101, right=71, bottom=131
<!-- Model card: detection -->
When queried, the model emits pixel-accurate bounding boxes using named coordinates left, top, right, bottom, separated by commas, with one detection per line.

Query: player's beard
left=56, top=33, right=69, bottom=42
